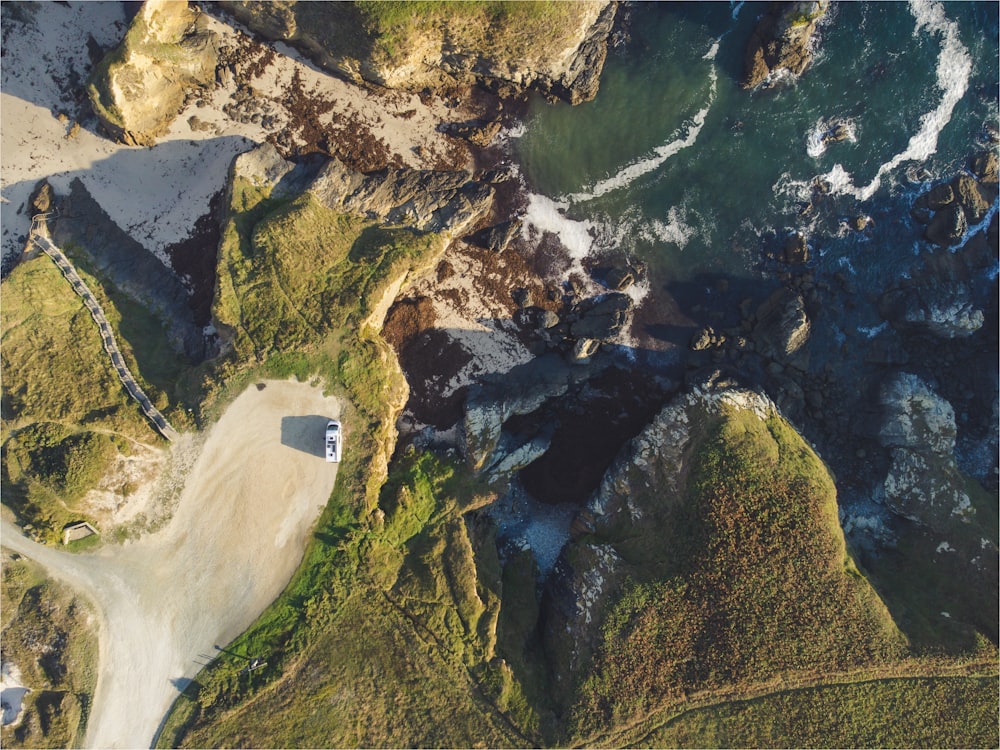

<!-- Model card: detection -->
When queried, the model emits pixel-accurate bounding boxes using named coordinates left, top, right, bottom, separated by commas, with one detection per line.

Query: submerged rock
left=880, top=282, right=984, bottom=339
left=925, top=202, right=968, bottom=247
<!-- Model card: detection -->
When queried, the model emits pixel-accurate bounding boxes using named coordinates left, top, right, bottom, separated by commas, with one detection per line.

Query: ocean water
left=513, top=1, right=999, bottom=301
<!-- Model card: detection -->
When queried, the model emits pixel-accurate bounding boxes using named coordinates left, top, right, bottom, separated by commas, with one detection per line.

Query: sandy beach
left=1, top=1, right=471, bottom=267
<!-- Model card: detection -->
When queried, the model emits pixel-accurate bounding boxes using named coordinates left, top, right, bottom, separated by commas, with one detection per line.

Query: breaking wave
left=566, top=57, right=718, bottom=204
left=816, top=0, right=972, bottom=200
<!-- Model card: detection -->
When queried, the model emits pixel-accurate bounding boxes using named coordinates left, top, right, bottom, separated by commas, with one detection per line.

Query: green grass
left=565, top=405, right=909, bottom=741
left=639, top=676, right=999, bottom=749
left=1, top=254, right=181, bottom=540
left=0, top=556, right=99, bottom=749
left=355, top=1, right=596, bottom=64
left=159, top=451, right=535, bottom=748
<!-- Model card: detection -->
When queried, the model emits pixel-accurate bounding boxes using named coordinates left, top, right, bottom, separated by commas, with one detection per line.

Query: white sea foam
left=806, top=117, right=858, bottom=158
left=567, top=67, right=717, bottom=203
left=836, top=256, right=857, bottom=275
left=858, top=321, right=889, bottom=338
left=818, top=0, right=972, bottom=200
left=521, top=192, right=595, bottom=260
left=703, top=40, right=721, bottom=61
left=730, top=1, right=745, bottom=20
left=645, top=205, right=698, bottom=249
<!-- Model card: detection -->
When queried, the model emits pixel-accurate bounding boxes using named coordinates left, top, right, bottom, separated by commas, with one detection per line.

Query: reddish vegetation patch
left=396, top=329, right=473, bottom=428
left=165, top=191, right=222, bottom=326
left=382, top=296, right=436, bottom=349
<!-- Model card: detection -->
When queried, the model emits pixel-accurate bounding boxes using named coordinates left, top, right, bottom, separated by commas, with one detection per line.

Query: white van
left=325, top=420, right=341, bottom=462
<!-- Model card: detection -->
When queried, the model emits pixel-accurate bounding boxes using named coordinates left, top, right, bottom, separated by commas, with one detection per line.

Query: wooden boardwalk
left=29, top=216, right=180, bottom=442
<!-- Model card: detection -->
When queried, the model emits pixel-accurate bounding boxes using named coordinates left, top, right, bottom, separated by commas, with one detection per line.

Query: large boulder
left=87, top=0, right=218, bottom=146
left=924, top=202, right=968, bottom=247
left=568, top=292, right=633, bottom=342
left=880, top=282, right=984, bottom=339
left=218, top=1, right=617, bottom=105
left=878, top=373, right=975, bottom=530
left=751, top=287, right=811, bottom=363
left=741, top=1, right=830, bottom=89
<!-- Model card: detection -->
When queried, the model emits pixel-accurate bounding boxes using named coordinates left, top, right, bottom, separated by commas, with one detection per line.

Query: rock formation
left=87, top=0, right=218, bottom=146
left=742, top=1, right=829, bottom=89
left=880, top=282, right=984, bottom=338
left=218, top=0, right=617, bottom=104
left=751, top=287, right=811, bottom=364
left=308, top=158, right=493, bottom=236
left=232, top=142, right=493, bottom=237
left=913, top=168, right=997, bottom=247
left=878, top=373, right=975, bottom=531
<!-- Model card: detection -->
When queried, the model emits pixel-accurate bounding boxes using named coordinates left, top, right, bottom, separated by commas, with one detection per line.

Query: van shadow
left=280, top=415, right=332, bottom=459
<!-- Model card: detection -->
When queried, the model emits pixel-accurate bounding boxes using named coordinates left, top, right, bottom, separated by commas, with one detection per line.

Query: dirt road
left=1, top=380, right=341, bottom=748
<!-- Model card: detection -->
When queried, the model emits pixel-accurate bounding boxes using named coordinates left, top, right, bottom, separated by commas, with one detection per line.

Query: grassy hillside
left=1, top=252, right=186, bottom=541
left=640, top=676, right=999, bottom=749
left=356, top=1, right=599, bottom=63
left=557, top=401, right=969, bottom=744
left=159, top=452, right=534, bottom=748
left=0, top=554, right=99, bottom=748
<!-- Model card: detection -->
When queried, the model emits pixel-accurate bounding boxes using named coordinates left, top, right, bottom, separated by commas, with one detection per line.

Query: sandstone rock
left=605, top=266, right=635, bottom=291
left=87, top=0, right=218, bottom=146
left=741, top=1, right=829, bottom=89
left=925, top=182, right=955, bottom=210
left=952, top=173, right=990, bottom=223
left=970, top=150, right=998, bottom=185
left=570, top=337, right=600, bottom=364
left=219, top=0, right=616, bottom=105
left=443, top=119, right=503, bottom=148
left=470, top=219, right=522, bottom=254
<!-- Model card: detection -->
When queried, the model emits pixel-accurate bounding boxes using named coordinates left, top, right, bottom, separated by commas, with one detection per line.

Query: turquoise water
left=513, top=2, right=999, bottom=289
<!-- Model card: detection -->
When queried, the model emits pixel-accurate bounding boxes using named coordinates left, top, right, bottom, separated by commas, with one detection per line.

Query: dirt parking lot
left=1, top=380, right=341, bottom=748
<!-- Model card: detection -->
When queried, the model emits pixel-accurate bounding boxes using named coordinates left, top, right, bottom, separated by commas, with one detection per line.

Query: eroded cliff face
left=87, top=0, right=218, bottom=146
left=218, top=0, right=616, bottom=104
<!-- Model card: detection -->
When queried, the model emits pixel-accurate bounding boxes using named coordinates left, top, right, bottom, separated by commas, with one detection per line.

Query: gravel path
left=1, top=380, right=341, bottom=748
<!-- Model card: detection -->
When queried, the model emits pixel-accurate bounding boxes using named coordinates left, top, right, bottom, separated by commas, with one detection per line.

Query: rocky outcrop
left=879, top=373, right=975, bottom=530
left=913, top=169, right=997, bottom=247
left=880, top=282, right=984, bottom=338
left=87, top=0, right=218, bottom=146
left=751, top=287, right=811, bottom=364
left=308, top=157, right=493, bottom=236
left=742, top=1, right=829, bottom=89
left=231, top=142, right=493, bottom=237
left=461, top=354, right=588, bottom=474
left=218, top=0, right=616, bottom=104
